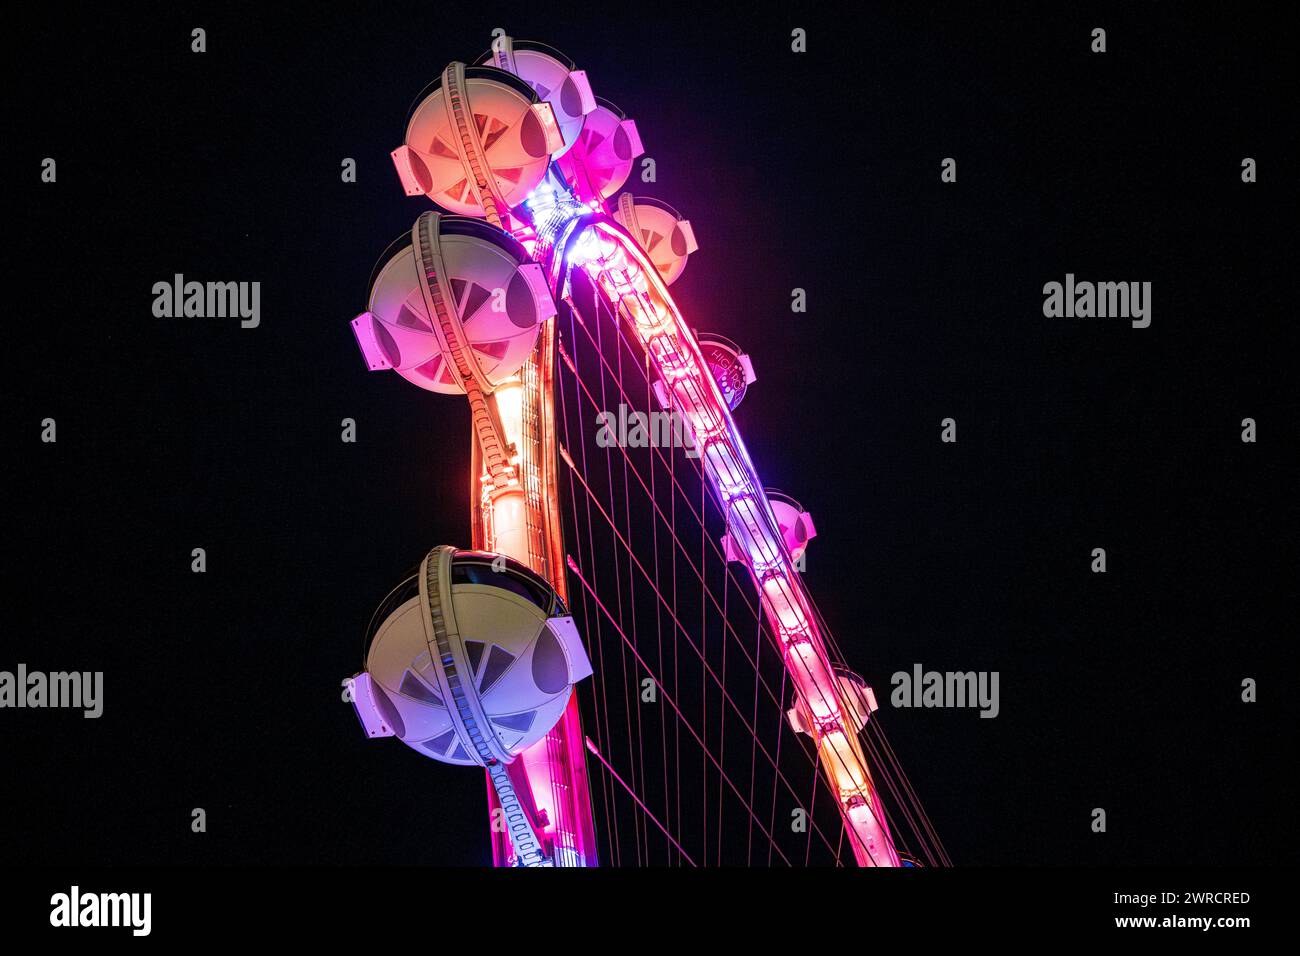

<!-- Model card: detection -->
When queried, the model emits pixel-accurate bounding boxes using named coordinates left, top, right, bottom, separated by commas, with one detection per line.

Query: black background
left=6, top=2, right=1295, bottom=869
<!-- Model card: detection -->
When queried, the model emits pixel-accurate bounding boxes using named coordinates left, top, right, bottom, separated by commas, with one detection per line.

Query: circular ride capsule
left=480, top=37, right=595, bottom=159
left=765, top=489, right=817, bottom=563
left=391, top=62, right=565, bottom=220
left=349, top=214, right=556, bottom=395
left=787, top=666, right=879, bottom=737
left=352, top=547, right=592, bottom=767
left=613, top=195, right=698, bottom=286
left=349, top=547, right=594, bottom=867
left=720, top=488, right=815, bottom=569
left=557, top=98, right=643, bottom=203
left=696, top=331, right=756, bottom=410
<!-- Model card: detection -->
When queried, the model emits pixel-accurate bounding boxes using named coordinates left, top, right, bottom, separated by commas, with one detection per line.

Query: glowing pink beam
left=565, top=217, right=899, bottom=867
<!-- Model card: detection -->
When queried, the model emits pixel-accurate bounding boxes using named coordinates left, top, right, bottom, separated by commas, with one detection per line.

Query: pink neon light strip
left=565, top=218, right=900, bottom=867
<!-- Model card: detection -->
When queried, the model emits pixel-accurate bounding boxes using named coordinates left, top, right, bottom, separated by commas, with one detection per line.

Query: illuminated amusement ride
left=345, top=35, right=947, bottom=868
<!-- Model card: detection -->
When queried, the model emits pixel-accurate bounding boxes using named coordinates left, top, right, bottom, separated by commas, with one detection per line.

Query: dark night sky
left=6, top=4, right=1295, bottom=867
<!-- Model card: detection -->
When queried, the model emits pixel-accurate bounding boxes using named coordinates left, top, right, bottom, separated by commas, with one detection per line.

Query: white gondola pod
left=480, top=36, right=595, bottom=159
left=787, top=667, right=879, bottom=736
left=613, top=195, right=698, bottom=286
left=651, top=332, right=753, bottom=415
left=349, top=216, right=556, bottom=395
left=350, top=547, right=592, bottom=767
left=766, top=490, right=817, bottom=561
left=391, top=63, right=565, bottom=216
left=557, top=98, right=643, bottom=202
left=695, top=332, right=755, bottom=410
left=722, top=489, right=814, bottom=566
